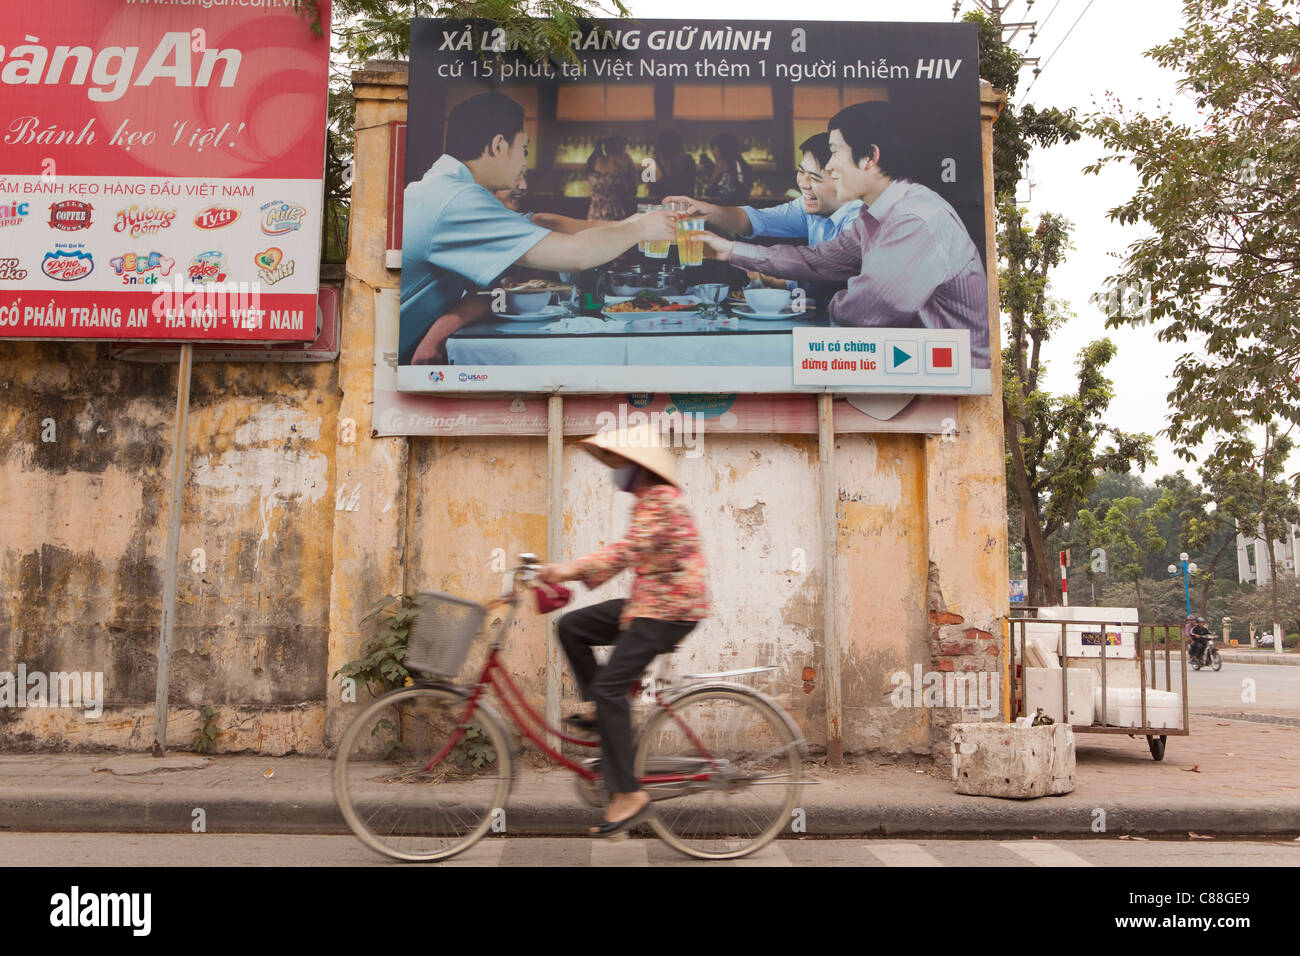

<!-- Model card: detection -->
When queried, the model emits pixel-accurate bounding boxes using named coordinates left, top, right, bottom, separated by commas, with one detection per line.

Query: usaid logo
left=458, top=372, right=488, bottom=382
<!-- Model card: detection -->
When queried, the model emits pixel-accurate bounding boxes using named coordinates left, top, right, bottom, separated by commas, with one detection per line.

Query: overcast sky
left=622, top=0, right=1235, bottom=482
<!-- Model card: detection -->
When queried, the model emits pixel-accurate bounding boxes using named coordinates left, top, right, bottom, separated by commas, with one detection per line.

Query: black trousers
left=557, top=599, right=697, bottom=793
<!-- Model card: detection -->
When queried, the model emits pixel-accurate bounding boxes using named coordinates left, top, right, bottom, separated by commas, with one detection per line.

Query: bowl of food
left=743, top=288, right=792, bottom=314
left=505, top=290, right=553, bottom=314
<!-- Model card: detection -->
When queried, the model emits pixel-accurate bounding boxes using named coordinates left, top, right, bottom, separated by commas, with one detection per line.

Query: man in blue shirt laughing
left=400, top=92, right=677, bottom=365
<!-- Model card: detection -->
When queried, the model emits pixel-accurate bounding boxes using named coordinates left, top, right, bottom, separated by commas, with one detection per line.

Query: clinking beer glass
left=644, top=204, right=671, bottom=259
left=676, top=216, right=706, bottom=267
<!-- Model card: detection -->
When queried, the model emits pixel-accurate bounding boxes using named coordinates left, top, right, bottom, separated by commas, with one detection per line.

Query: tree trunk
left=1004, top=398, right=1058, bottom=605
left=1133, top=576, right=1143, bottom=621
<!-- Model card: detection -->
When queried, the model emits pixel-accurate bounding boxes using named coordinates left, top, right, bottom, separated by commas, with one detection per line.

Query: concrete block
left=951, top=722, right=1074, bottom=799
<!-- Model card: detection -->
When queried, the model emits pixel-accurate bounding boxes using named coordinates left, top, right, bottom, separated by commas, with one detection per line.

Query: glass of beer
left=676, top=216, right=706, bottom=267
left=644, top=204, right=671, bottom=259
left=636, top=203, right=653, bottom=254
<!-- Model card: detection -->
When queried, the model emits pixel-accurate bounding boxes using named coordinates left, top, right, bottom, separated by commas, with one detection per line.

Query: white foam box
left=1093, top=686, right=1183, bottom=730
left=1022, top=605, right=1139, bottom=659
left=1024, top=667, right=1096, bottom=726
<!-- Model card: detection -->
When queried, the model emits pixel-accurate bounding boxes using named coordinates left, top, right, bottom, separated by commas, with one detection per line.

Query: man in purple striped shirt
left=701, top=102, right=991, bottom=368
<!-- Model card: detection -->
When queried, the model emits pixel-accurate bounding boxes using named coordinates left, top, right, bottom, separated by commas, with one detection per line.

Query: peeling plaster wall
left=0, top=341, right=338, bottom=753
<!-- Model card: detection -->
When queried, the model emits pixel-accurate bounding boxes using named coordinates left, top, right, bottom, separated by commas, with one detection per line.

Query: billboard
left=0, top=0, right=331, bottom=343
left=398, top=18, right=989, bottom=395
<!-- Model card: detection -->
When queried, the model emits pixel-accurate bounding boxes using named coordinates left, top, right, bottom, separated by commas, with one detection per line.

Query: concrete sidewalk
left=2, top=712, right=1297, bottom=840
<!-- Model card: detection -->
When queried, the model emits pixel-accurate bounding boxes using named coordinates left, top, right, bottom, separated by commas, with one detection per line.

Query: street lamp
left=1167, top=551, right=1199, bottom=617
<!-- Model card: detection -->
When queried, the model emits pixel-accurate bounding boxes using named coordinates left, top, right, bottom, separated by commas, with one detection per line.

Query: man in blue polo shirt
left=666, top=132, right=861, bottom=289
left=400, top=92, right=677, bottom=365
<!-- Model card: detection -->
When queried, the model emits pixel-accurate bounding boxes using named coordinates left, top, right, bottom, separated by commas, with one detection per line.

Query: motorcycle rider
left=1189, top=616, right=1212, bottom=664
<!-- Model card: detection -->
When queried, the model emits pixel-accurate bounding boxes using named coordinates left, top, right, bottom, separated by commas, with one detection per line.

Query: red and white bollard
left=1060, top=550, right=1069, bottom=607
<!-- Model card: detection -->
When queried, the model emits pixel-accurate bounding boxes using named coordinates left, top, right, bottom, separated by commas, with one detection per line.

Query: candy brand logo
left=1, top=32, right=244, bottom=104
left=0, top=257, right=27, bottom=280
left=113, top=206, right=176, bottom=239
left=41, top=249, right=94, bottom=281
left=458, top=372, right=488, bottom=382
left=0, top=200, right=30, bottom=227
left=48, top=201, right=93, bottom=231
left=194, top=205, right=240, bottom=230
left=109, top=251, right=175, bottom=286
left=260, top=200, right=306, bottom=236
left=187, top=251, right=227, bottom=284
left=253, top=247, right=294, bottom=285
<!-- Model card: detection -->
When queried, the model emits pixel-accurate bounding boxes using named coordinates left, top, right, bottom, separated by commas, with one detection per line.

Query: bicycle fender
left=654, top=682, right=810, bottom=759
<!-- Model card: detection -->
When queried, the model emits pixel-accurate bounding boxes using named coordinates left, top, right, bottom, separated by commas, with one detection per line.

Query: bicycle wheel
left=634, top=687, right=802, bottom=860
left=334, top=686, right=513, bottom=862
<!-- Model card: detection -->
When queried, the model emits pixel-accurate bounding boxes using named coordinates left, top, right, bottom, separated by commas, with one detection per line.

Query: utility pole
left=962, top=0, right=1042, bottom=73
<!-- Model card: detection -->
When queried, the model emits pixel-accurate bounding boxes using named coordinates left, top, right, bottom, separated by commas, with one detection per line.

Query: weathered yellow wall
left=0, top=342, right=338, bottom=753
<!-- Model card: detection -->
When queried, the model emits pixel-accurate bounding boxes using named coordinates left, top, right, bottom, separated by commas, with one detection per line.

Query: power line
left=1035, top=0, right=1065, bottom=37
left=1023, top=0, right=1098, bottom=99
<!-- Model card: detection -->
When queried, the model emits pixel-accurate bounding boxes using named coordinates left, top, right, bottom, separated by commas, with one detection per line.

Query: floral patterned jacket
left=569, top=483, right=711, bottom=626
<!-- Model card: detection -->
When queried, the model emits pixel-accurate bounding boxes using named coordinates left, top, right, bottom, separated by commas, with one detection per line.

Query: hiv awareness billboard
left=0, top=0, right=331, bottom=343
left=398, top=18, right=990, bottom=395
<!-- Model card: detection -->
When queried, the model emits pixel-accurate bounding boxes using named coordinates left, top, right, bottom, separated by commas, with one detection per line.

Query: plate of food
left=602, top=292, right=706, bottom=319
left=500, top=304, right=569, bottom=322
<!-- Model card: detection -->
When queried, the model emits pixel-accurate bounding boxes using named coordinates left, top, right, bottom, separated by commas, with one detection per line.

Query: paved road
left=1152, top=663, right=1298, bottom=717
left=4, top=833, right=1297, bottom=866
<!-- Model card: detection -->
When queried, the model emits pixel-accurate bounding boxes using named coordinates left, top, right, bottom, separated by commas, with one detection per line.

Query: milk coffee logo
left=42, top=247, right=94, bottom=281
left=188, top=250, right=227, bottom=284
left=113, top=205, right=176, bottom=239
left=48, top=200, right=93, bottom=231
left=260, top=200, right=306, bottom=236
left=0, top=199, right=30, bottom=228
left=109, top=251, right=175, bottom=286
left=194, top=204, right=240, bottom=230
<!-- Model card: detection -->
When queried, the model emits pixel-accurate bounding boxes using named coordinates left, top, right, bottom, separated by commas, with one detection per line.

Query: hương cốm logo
left=113, top=206, right=176, bottom=239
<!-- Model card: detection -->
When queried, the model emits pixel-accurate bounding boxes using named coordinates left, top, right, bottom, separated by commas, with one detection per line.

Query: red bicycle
left=334, top=554, right=805, bottom=861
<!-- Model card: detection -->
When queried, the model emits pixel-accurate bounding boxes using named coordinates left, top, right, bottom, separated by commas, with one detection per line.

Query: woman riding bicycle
left=537, top=423, right=710, bottom=836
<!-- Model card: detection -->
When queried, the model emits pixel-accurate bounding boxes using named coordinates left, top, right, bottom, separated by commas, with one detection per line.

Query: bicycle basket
left=402, top=591, right=486, bottom=679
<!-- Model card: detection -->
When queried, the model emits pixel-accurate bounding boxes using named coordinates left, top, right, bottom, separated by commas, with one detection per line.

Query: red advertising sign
left=0, top=0, right=331, bottom=342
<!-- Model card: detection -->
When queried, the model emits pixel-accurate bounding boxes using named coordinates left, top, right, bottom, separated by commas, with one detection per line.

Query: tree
left=1218, top=422, right=1300, bottom=645
left=962, top=7, right=1155, bottom=606
left=1077, top=494, right=1174, bottom=619
left=999, top=204, right=1156, bottom=605
left=1084, top=0, right=1300, bottom=458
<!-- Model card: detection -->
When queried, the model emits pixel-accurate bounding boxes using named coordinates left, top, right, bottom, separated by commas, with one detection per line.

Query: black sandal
left=591, top=802, right=654, bottom=837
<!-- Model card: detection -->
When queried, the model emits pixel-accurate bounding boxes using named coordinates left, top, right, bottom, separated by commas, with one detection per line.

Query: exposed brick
left=984, top=644, right=1002, bottom=656
left=939, top=641, right=976, bottom=656
left=964, top=627, right=994, bottom=642
left=930, top=611, right=965, bottom=626
left=937, top=659, right=955, bottom=672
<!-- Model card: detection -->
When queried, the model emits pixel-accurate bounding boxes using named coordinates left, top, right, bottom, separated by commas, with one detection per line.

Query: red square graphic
left=931, top=347, right=953, bottom=368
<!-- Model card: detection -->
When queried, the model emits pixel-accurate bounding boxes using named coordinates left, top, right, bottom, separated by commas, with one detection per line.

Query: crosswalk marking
left=439, top=838, right=507, bottom=867
left=1000, top=841, right=1095, bottom=867
left=867, top=843, right=943, bottom=867
left=589, top=838, right=651, bottom=867
left=734, top=843, right=792, bottom=866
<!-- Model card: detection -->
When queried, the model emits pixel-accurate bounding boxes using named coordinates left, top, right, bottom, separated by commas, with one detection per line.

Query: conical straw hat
left=578, top=422, right=681, bottom=488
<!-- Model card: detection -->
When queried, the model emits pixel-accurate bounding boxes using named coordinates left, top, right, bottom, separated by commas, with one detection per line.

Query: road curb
left=4, top=792, right=1297, bottom=839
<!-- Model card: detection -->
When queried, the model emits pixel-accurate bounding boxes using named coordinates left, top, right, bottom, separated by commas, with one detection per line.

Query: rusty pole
left=152, top=341, right=193, bottom=755
left=818, top=393, right=843, bottom=765
left=545, top=394, right=564, bottom=751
